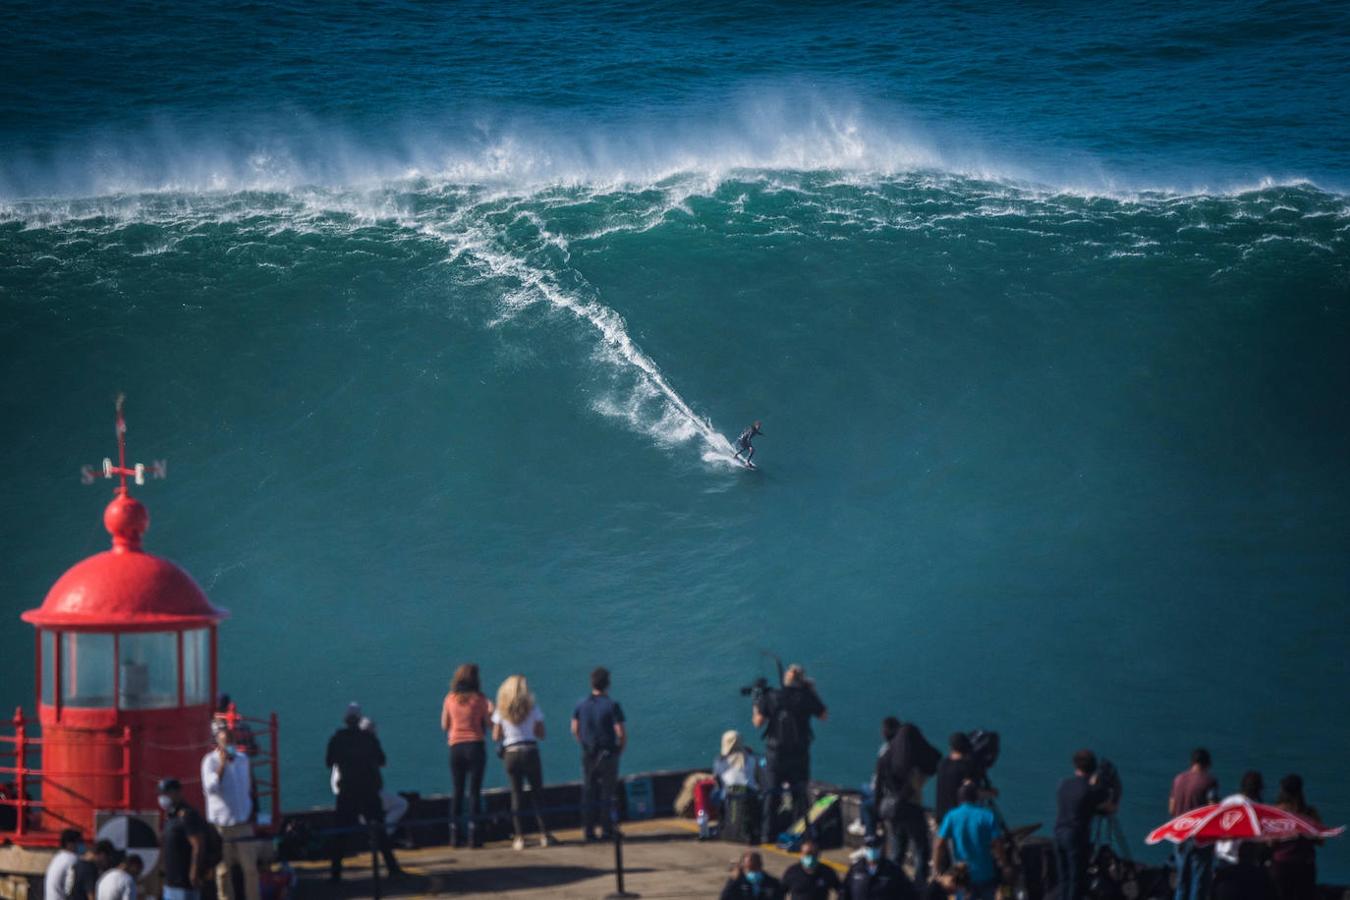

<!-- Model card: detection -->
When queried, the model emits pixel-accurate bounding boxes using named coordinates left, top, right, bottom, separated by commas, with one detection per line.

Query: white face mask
left=157, top=794, right=174, bottom=811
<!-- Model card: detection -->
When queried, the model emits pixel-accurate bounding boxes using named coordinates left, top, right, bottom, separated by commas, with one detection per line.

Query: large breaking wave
left=3, top=171, right=1347, bottom=467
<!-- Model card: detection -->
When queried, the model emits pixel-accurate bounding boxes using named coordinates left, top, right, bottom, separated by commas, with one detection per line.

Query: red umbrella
left=1147, top=796, right=1344, bottom=846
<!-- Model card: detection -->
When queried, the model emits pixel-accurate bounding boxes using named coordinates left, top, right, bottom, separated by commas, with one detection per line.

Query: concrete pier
left=297, top=818, right=855, bottom=898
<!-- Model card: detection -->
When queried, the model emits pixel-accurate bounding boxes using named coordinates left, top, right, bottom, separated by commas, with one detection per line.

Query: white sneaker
left=512, top=837, right=525, bottom=851
left=539, top=834, right=552, bottom=848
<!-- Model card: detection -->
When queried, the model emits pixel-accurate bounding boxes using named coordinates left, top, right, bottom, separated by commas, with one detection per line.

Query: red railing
left=212, top=705, right=282, bottom=831
left=0, top=707, right=133, bottom=845
left=1, top=705, right=282, bottom=846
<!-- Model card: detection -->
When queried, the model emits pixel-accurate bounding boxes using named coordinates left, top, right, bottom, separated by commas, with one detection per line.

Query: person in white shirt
left=492, top=674, right=555, bottom=851
left=43, top=829, right=83, bottom=900
left=200, top=720, right=259, bottom=900
left=94, top=853, right=140, bottom=900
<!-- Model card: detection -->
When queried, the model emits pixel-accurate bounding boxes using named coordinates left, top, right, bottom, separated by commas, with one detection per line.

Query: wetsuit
left=735, top=424, right=763, bottom=464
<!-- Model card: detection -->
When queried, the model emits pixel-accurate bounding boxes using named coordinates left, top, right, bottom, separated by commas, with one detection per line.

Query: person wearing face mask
left=721, top=850, right=785, bottom=899
left=781, top=838, right=842, bottom=899
left=157, top=778, right=209, bottom=900
left=201, top=720, right=259, bottom=900
left=846, top=835, right=917, bottom=900
left=43, top=828, right=84, bottom=900
left=70, top=839, right=115, bottom=900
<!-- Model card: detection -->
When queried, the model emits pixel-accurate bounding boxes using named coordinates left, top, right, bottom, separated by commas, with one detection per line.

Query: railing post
left=269, top=712, right=280, bottom=827
left=605, top=809, right=639, bottom=899
left=13, top=708, right=26, bottom=839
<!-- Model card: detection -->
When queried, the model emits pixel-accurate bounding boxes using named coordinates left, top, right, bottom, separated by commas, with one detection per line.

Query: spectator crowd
left=40, top=666, right=1334, bottom=900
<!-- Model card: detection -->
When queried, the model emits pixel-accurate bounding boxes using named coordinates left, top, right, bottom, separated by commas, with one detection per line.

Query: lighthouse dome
left=21, top=492, right=228, bottom=631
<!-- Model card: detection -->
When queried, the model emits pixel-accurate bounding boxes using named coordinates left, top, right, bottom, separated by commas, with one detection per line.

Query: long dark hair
left=451, top=663, right=481, bottom=702
left=1276, top=774, right=1319, bottom=821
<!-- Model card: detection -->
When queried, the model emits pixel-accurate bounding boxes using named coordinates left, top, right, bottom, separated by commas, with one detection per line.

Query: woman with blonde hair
left=441, top=663, right=493, bottom=847
left=492, top=674, right=553, bottom=850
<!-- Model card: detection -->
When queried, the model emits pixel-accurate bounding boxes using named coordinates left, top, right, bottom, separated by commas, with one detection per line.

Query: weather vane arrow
left=79, top=394, right=167, bottom=488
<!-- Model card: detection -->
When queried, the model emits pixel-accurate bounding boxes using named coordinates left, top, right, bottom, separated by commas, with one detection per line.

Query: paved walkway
left=296, top=818, right=855, bottom=898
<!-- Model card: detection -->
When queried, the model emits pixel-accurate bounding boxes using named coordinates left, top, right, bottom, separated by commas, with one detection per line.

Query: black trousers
left=581, top=749, right=619, bottom=836
left=1273, top=861, right=1317, bottom=900
left=504, top=744, right=548, bottom=838
left=886, top=801, right=930, bottom=885
left=450, top=741, right=487, bottom=828
left=761, top=748, right=810, bottom=840
left=331, top=787, right=398, bottom=875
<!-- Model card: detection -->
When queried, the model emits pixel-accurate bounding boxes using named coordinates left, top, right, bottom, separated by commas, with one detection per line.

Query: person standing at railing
left=571, top=666, right=626, bottom=842
left=492, top=674, right=556, bottom=851
left=441, top=663, right=494, bottom=848
left=326, top=702, right=403, bottom=882
left=201, top=719, right=260, bottom=900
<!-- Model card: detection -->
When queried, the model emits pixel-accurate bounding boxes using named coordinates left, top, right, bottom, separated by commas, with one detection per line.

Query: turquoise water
left=2, top=0, right=1348, bottom=879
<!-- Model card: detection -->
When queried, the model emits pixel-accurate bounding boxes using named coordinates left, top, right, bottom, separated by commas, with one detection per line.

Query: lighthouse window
left=183, top=628, right=209, bottom=705
left=41, top=631, right=55, bottom=706
left=118, top=631, right=179, bottom=710
left=61, top=632, right=114, bottom=708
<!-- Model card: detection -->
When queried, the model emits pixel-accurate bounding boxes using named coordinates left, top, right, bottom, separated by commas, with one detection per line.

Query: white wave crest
left=415, top=200, right=740, bottom=467
left=0, top=89, right=1019, bottom=201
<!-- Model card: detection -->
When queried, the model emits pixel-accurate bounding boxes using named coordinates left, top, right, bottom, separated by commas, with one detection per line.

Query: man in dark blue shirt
left=846, top=834, right=917, bottom=900
left=1053, top=750, right=1115, bottom=900
left=781, top=839, right=843, bottom=899
left=572, top=667, right=627, bottom=841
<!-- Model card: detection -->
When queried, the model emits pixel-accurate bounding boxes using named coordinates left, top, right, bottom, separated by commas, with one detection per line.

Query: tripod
left=1091, top=813, right=1132, bottom=862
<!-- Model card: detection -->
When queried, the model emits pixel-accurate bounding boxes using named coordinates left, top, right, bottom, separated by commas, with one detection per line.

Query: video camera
left=739, top=651, right=786, bottom=708
left=1096, top=757, right=1124, bottom=807
left=739, top=676, right=774, bottom=706
left=966, top=729, right=1001, bottom=775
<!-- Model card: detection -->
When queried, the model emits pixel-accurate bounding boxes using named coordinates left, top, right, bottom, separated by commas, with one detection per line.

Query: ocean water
left=2, top=0, right=1349, bottom=879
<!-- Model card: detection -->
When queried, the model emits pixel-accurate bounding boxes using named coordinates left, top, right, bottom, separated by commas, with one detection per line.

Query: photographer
left=752, top=663, right=827, bottom=838
left=1053, top=749, right=1117, bottom=900
left=876, top=719, right=940, bottom=886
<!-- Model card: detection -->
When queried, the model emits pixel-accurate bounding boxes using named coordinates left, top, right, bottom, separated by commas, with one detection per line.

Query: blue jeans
left=859, top=783, right=878, bottom=833
left=1175, top=842, right=1214, bottom=900
left=162, top=888, right=201, bottom=900
left=1054, top=833, right=1087, bottom=900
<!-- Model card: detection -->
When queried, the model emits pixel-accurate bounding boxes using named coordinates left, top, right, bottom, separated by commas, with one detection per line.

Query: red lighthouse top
left=21, top=397, right=227, bottom=632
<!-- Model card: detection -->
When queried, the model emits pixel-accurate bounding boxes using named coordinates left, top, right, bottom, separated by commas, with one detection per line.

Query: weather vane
left=79, top=394, right=167, bottom=488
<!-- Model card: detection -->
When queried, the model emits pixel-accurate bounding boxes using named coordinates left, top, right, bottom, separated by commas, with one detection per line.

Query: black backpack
left=720, top=786, right=758, bottom=844
left=766, top=688, right=808, bottom=751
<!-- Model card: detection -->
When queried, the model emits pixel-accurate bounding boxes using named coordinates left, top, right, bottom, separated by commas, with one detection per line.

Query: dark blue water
left=2, top=0, right=1348, bottom=879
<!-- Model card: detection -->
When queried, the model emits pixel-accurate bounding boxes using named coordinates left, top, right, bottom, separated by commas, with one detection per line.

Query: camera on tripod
left=1095, top=757, right=1124, bottom=806
left=966, top=729, right=1001, bottom=777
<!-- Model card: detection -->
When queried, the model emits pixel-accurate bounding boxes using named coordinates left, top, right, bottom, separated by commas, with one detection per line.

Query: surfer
left=733, top=421, right=763, bottom=468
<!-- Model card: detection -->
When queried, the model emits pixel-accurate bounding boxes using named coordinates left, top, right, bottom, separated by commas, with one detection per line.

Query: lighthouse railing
left=0, top=707, right=134, bottom=845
